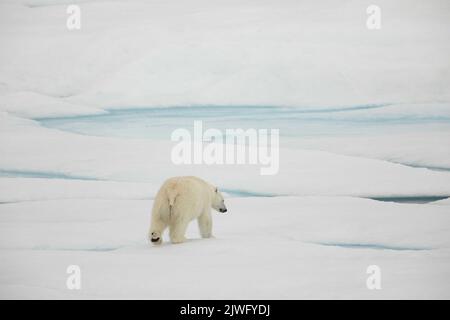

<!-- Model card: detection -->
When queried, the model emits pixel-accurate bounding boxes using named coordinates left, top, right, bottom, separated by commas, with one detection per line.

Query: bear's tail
left=166, top=187, right=178, bottom=221
left=166, top=187, right=178, bottom=207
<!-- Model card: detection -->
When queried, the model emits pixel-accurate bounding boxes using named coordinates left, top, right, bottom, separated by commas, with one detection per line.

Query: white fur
left=149, top=176, right=227, bottom=245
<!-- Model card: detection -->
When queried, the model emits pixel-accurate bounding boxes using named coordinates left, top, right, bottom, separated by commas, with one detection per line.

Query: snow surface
left=1, top=0, right=450, bottom=107
left=1, top=196, right=450, bottom=299
left=0, top=0, right=449, bottom=299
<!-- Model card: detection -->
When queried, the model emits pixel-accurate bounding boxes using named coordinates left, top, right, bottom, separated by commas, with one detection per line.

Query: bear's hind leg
left=149, top=214, right=167, bottom=245
left=169, top=219, right=189, bottom=244
left=198, top=210, right=213, bottom=239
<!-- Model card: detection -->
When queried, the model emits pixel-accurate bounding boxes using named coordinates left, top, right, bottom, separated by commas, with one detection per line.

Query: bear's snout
left=151, top=237, right=160, bottom=242
left=219, top=208, right=227, bottom=213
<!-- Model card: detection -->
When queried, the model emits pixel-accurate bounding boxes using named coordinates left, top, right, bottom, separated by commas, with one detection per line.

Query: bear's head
left=212, top=187, right=227, bottom=213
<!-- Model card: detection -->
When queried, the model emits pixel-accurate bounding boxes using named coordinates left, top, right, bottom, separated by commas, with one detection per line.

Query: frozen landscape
left=0, top=0, right=449, bottom=299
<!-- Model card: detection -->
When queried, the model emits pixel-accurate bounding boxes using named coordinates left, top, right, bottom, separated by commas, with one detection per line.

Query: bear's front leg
left=198, top=210, right=213, bottom=238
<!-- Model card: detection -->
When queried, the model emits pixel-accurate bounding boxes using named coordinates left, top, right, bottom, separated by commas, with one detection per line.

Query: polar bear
left=148, top=176, right=227, bottom=245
